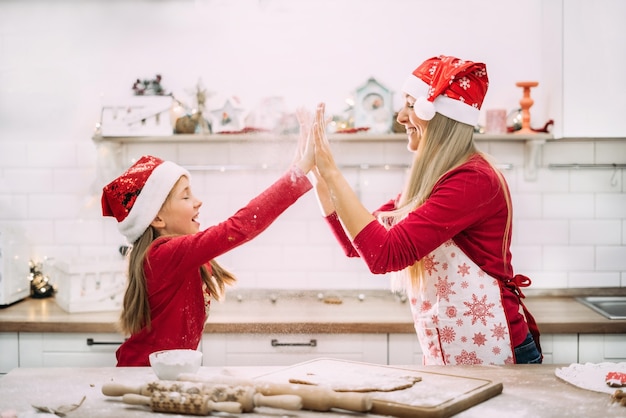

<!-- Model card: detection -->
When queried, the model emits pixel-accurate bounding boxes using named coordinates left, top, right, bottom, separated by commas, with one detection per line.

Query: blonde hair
left=118, top=186, right=237, bottom=336
left=379, top=113, right=512, bottom=294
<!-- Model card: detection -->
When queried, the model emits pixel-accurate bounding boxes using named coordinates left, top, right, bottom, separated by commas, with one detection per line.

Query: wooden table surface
left=0, top=363, right=624, bottom=417
left=1, top=290, right=625, bottom=334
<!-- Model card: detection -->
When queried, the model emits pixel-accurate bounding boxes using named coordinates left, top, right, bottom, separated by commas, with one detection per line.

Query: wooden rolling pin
left=103, top=380, right=302, bottom=412
left=123, top=390, right=242, bottom=415
left=177, top=373, right=373, bottom=413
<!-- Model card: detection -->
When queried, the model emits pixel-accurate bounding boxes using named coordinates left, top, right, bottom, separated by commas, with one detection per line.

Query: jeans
left=514, top=332, right=542, bottom=364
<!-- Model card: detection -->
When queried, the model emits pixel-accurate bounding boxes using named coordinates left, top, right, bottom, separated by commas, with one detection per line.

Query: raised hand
left=312, top=103, right=338, bottom=180
left=294, top=107, right=315, bottom=174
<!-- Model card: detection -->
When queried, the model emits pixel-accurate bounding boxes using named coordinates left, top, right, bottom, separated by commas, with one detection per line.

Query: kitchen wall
left=0, top=0, right=624, bottom=292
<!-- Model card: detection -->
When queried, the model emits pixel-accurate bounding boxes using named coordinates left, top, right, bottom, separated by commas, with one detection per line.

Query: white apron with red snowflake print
left=408, top=239, right=515, bottom=365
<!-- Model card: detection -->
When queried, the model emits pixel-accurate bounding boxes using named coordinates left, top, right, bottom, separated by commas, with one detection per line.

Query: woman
left=310, top=55, right=542, bottom=365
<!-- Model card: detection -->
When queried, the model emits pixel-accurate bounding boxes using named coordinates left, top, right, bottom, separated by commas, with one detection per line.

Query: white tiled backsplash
left=1, top=137, right=624, bottom=291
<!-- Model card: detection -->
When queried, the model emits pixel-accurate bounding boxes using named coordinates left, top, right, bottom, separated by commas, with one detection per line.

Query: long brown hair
left=118, top=221, right=237, bottom=335
left=379, top=113, right=512, bottom=293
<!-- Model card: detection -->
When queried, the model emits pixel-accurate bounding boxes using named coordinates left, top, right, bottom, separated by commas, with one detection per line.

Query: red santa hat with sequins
left=401, top=55, right=489, bottom=126
left=101, top=155, right=190, bottom=243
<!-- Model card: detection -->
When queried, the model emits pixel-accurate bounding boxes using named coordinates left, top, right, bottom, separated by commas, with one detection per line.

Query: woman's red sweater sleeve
left=351, top=158, right=511, bottom=280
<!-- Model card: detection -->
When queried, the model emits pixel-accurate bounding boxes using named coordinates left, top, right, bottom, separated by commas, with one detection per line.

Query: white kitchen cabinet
left=388, top=333, right=423, bottom=365
left=561, top=0, right=626, bottom=137
left=0, top=332, right=19, bottom=374
left=578, top=334, right=626, bottom=363
left=388, top=333, right=579, bottom=365
left=202, top=333, right=387, bottom=367
left=539, top=334, right=578, bottom=364
left=18, top=332, right=123, bottom=367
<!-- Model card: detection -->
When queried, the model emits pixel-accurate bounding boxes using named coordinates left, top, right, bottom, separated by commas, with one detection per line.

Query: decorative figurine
left=515, top=81, right=539, bottom=134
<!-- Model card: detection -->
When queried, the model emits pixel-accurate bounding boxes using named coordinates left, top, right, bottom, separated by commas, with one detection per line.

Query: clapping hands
left=294, top=103, right=336, bottom=180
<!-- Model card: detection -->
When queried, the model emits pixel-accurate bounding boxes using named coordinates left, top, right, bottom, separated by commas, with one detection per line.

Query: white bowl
left=149, top=349, right=203, bottom=380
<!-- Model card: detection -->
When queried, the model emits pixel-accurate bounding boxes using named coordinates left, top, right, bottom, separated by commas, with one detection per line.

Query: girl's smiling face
left=396, top=94, right=428, bottom=152
left=152, top=176, right=202, bottom=237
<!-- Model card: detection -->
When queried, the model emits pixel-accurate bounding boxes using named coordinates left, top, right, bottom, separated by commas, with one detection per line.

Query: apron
left=408, top=240, right=515, bottom=365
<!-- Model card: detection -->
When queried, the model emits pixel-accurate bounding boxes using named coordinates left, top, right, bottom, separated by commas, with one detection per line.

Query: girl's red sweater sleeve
left=150, top=166, right=312, bottom=268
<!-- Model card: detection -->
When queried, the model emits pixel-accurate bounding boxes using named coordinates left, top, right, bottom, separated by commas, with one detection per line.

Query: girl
left=310, top=55, right=542, bottom=365
left=101, top=126, right=314, bottom=366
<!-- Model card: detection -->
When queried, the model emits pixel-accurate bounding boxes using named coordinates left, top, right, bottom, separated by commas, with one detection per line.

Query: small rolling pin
left=123, top=390, right=242, bottom=415
left=103, top=380, right=302, bottom=412
left=177, top=374, right=373, bottom=413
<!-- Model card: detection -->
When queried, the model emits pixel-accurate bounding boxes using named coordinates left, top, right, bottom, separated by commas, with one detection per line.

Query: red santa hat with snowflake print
left=101, top=155, right=190, bottom=244
left=401, top=55, right=489, bottom=126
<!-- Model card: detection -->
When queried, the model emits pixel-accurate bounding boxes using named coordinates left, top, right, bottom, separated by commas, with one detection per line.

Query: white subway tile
left=54, top=219, right=104, bottom=245
left=570, top=220, right=621, bottom=245
left=282, top=245, right=335, bottom=271
left=179, top=142, right=230, bottom=166
left=383, top=143, right=413, bottom=166
left=596, top=193, right=626, bottom=218
left=542, top=245, right=595, bottom=271
left=28, top=194, right=83, bottom=220
left=543, top=193, right=594, bottom=219
left=509, top=245, right=543, bottom=272
left=31, top=245, right=80, bottom=264
left=307, top=220, right=338, bottom=245
left=515, top=220, right=568, bottom=244
left=525, top=271, right=568, bottom=289
left=53, top=168, right=94, bottom=194
left=1, top=168, right=53, bottom=193
left=568, top=272, right=620, bottom=288
left=334, top=252, right=378, bottom=276
left=311, top=271, right=361, bottom=290
left=124, top=143, right=178, bottom=162
left=0, top=194, right=28, bottom=220
left=226, top=242, right=282, bottom=272
left=255, top=271, right=304, bottom=289
left=0, top=142, right=27, bottom=168
left=511, top=192, right=542, bottom=219
left=595, top=141, right=626, bottom=164
left=517, top=167, right=569, bottom=192
left=13, top=220, right=54, bottom=246
left=543, top=141, right=594, bottom=165
left=248, top=220, right=310, bottom=245
left=332, top=142, right=388, bottom=166
left=26, top=141, right=76, bottom=168
left=76, top=142, right=99, bottom=168
left=570, top=169, right=621, bottom=192
left=357, top=272, right=393, bottom=291
left=488, top=141, right=525, bottom=167
left=596, top=246, right=626, bottom=270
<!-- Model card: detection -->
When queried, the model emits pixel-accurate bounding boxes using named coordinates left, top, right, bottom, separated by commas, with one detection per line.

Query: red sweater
left=116, top=167, right=312, bottom=366
left=325, top=154, right=531, bottom=347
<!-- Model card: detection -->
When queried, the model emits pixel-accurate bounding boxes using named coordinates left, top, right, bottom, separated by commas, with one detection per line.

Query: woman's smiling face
left=396, top=94, right=429, bottom=152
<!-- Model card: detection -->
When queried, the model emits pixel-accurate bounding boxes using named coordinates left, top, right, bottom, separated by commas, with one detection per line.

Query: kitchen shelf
left=92, top=132, right=552, bottom=180
left=92, top=132, right=552, bottom=143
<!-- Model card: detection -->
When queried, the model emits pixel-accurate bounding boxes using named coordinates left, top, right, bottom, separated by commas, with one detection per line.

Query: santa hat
left=401, top=55, right=489, bottom=126
left=101, top=155, right=190, bottom=244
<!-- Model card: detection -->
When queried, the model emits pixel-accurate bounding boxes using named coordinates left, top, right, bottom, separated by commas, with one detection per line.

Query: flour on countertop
left=555, top=362, right=626, bottom=395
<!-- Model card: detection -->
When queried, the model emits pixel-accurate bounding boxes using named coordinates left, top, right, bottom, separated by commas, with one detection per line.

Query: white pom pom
left=413, top=96, right=436, bottom=121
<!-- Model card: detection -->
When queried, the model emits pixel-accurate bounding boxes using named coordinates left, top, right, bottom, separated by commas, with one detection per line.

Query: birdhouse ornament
left=401, top=55, right=489, bottom=126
